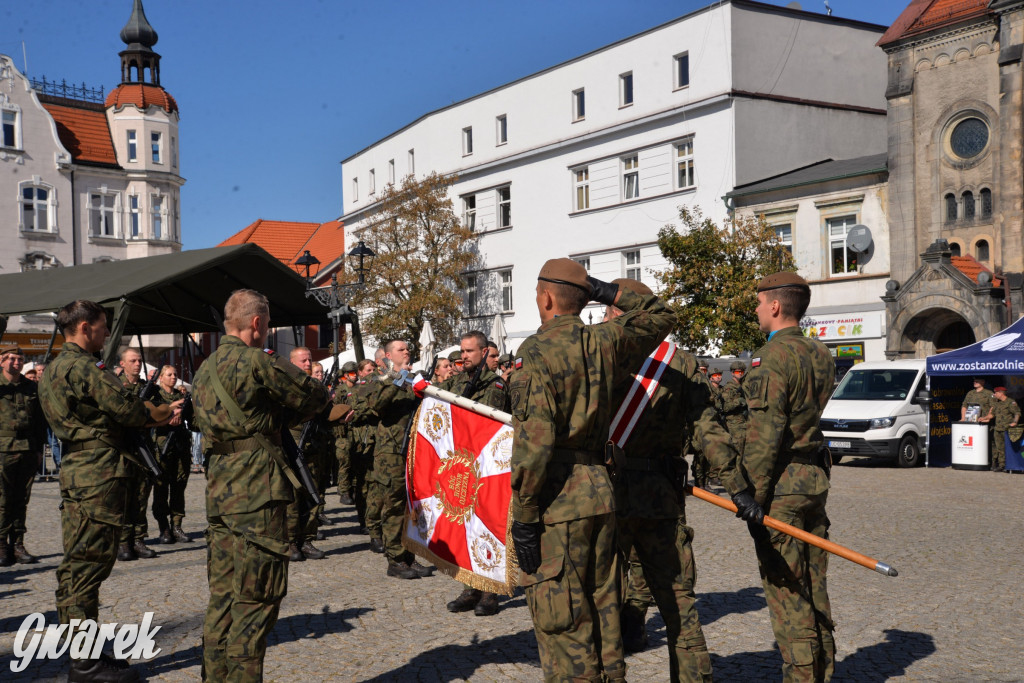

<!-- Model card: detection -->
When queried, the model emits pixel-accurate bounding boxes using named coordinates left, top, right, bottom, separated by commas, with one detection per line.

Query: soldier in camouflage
left=720, top=360, right=748, bottom=454
left=702, top=272, right=837, bottom=683
left=442, top=330, right=510, bottom=617
left=987, top=387, right=1019, bottom=472
left=0, top=344, right=48, bottom=566
left=335, top=361, right=359, bottom=506
left=961, top=377, right=994, bottom=422
left=151, top=365, right=192, bottom=545
left=509, top=259, right=674, bottom=683
left=116, top=348, right=161, bottom=561
left=39, top=300, right=175, bottom=682
left=605, top=278, right=714, bottom=682
left=192, top=289, right=334, bottom=681
left=353, top=359, right=384, bottom=553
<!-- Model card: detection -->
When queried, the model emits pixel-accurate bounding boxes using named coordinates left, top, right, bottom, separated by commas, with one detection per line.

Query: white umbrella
left=418, top=321, right=436, bottom=371
left=490, top=315, right=508, bottom=355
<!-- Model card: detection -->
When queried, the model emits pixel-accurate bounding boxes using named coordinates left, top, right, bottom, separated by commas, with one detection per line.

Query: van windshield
left=832, top=369, right=920, bottom=400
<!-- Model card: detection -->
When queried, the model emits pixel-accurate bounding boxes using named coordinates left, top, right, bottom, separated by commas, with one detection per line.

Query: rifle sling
left=205, top=363, right=303, bottom=491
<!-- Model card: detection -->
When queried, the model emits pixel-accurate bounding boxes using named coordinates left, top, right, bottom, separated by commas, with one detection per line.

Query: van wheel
left=897, top=435, right=920, bottom=468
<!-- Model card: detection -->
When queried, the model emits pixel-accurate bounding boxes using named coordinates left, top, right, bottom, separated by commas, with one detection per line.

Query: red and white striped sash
left=608, top=340, right=677, bottom=448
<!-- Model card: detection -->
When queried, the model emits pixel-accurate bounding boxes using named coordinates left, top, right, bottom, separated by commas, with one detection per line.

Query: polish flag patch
left=751, top=357, right=761, bottom=368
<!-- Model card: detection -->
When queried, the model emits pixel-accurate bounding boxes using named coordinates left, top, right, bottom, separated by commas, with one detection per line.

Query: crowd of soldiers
left=0, top=257, right=840, bottom=682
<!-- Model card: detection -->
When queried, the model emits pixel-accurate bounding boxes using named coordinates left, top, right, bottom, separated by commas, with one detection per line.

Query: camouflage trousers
left=618, top=515, right=712, bottom=682
left=758, top=492, right=835, bottom=683
left=372, top=451, right=411, bottom=562
left=363, top=453, right=382, bottom=541
left=0, top=449, right=39, bottom=544
left=624, top=547, right=652, bottom=608
left=120, top=468, right=152, bottom=543
left=522, top=513, right=624, bottom=683
left=336, top=439, right=353, bottom=496
left=285, top=449, right=326, bottom=544
left=349, top=449, right=371, bottom=528
left=56, top=478, right=127, bottom=622
left=992, top=430, right=1007, bottom=471
left=690, top=452, right=710, bottom=488
left=152, top=442, right=191, bottom=528
left=203, top=503, right=289, bottom=683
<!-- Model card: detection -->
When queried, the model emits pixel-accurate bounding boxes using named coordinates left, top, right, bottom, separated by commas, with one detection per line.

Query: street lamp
left=296, top=240, right=377, bottom=364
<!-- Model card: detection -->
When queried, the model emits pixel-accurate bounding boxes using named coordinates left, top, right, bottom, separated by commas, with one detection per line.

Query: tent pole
left=102, top=301, right=131, bottom=368
left=351, top=312, right=365, bottom=362
left=42, top=317, right=60, bottom=363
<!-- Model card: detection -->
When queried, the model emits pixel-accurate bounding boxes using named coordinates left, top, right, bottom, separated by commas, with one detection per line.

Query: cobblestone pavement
left=2, top=457, right=1022, bottom=681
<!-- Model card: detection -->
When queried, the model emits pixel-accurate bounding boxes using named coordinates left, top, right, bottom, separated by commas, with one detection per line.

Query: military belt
left=0, top=429, right=30, bottom=438
left=550, top=448, right=604, bottom=466
left=790, top=449, right=827, bottom=467
left=621, top=456, right=672, bottom=473
left=209, top=433, right=282, bottom=455
left=64, top=438, right=118, bottom=454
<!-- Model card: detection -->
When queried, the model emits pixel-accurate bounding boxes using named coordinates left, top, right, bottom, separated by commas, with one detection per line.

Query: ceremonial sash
left=608, top=340, right=677, bottom=447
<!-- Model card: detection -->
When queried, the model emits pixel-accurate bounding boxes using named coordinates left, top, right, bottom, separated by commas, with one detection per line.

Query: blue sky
left=1, top=0, right=905, bottom=250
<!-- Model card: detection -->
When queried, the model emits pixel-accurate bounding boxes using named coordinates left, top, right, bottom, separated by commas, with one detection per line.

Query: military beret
left=757, top=271, right=810, bottom=292
left=448, top=350, right=462, bottom=362
left=730, top=360, right=746, bottom=371
left=538, top=258, right=590, bottom=293
left=0, top=344, right=23, bottom=356
left=611, top=278, right=653, bottom=296
left=994, top=386, right=1007, bottom=393
left=341, top=361, right=358, bottom=374
left=498, top=353, right=511, bottom=365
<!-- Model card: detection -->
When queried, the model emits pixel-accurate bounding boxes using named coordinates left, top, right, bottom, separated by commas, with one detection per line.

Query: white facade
left=340, top=0, right=888, bottom=347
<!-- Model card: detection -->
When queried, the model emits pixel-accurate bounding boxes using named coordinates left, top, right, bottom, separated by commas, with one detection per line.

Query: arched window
left=980, top=188, right=993, bottom=219
left=945, top=193, right=957, bottom=222
left=950, top=242, right=962, bottom=256
left=976, top=239, right=990, bottom=261
left=962, top=191, right=975, bottom=220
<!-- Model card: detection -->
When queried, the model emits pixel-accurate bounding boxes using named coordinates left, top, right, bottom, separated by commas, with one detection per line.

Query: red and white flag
left=403, top=396, right=518, bottom=595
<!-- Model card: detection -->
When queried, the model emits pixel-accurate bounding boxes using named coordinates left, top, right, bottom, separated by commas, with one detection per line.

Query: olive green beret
left=730, top=360, right=746, bottom=371
left=757, top=271, right=809, bottom=292
left=341, top=361, right=358, bottom=373
left=611, top=278, right=652, bottom=296
left=0, top=344, right=23, bottom=356
left=538, top=258, right=590, bottom=293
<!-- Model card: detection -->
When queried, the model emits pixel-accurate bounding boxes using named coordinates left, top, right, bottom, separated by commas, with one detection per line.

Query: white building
left=340, top=0, right=888, bottom=348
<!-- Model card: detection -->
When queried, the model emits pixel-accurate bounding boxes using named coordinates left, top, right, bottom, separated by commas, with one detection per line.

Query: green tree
left=656, top=207, right=795, bottom=355
left=351, top=172, right=475, bottom=359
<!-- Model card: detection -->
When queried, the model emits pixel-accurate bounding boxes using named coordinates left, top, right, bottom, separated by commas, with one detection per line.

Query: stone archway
left=898, top=307, right=975, bottom=357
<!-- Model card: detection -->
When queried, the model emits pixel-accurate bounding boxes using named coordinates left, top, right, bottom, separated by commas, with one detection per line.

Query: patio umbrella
left=418, top=320, right=436, bottom=370
left=490, top=315, right=508, bottom=355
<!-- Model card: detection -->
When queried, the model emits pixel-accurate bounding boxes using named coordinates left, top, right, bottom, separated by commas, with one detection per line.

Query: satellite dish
left=846, top=225, right=873, bottom=254
left=786, top=1, right=802, bottom=8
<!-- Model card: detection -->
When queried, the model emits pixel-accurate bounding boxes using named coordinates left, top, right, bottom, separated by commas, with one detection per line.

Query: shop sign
left=801, top=311, right=882, bottom=340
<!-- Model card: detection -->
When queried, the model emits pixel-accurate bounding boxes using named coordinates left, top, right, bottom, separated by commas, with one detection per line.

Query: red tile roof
left=41, top=102, right=120, bottom=167
left=879, top=0, right=990, bottom=47
left=219, top=219, right=345, bottom=275
left=104, top=83, right=179, bottom=114
left=952, top=254, right=1002, bottom=287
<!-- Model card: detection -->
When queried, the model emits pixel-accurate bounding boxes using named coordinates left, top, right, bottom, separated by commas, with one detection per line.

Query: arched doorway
left=900, top=307, right=976, bottom=357
left=934, top=319, right=975, bottom=352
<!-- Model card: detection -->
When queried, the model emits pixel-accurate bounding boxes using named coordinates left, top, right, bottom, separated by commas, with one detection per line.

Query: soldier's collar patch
left=263, top=348, right=275, bottom=355
left=514, top=357, right=523, bottom=370
left=95, top=361, right=105, bottom=369
left=751, top=358, right=761, bottom=367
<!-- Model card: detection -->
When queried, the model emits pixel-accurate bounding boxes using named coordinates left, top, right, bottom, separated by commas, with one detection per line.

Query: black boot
left=475, top=592, right=500, bottom=616
left=0, top=542, right=13, bottom=567
left=116, top=543, right=137, bottom=562
left=158, top=527, right=175, bottom=545
left=408, top=560, right=434, bottom=577
left=13, top=543, right=37, bottom=564
left=68, top=652, right=140, bottom=682
left=447, top=588, right=482, bottom=612
left=339, top=491, right=354, bottom=505
left=172, top=525, right=191, bottom=543
left=368, top=538, right=385, bottom=554
left=288, top=543, right=305, bottom=562
left=621, top=604, right=649, bottom=653
left=317, top=511, right=330, bottom=526
left=386, top=559, right=420, bottom=580
left=300, top=541, right=325, bottom=560
left=133, top=539, right=156, bottom=559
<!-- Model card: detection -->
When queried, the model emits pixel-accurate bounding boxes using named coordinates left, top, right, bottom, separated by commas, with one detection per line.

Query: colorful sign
left=802, top=311, right=883, bottom=340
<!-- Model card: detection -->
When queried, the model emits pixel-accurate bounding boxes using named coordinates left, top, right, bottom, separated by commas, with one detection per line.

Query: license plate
left=828, top=440, right=851, bottom=449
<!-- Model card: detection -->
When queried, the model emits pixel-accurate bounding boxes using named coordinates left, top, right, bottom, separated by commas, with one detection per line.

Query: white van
left=820, top=359, right=929, bottom=467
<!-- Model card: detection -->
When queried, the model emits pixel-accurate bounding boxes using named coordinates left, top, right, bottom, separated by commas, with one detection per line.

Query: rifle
left=280, top=422, right=324, bottom=506
left=159, top=394, right=193, bottom=459
left=462, top=349, right=489, bottom=399
left=133, top=378, right=165, bottom=481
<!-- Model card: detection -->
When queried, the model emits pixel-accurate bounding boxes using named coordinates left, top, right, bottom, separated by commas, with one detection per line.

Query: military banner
left=403, top=396, right=518, bottom=595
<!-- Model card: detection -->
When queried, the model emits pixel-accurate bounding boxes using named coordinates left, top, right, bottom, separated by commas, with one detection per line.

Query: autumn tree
left=350, top=172, right=476, bottom=358
left=656, top=207, right=795, bottom=355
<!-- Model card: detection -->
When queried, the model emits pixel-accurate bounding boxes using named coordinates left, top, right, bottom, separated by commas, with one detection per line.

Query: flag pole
left=684, top=484, right=899, bottom=577
left=408, top=376, right=513, bottom=425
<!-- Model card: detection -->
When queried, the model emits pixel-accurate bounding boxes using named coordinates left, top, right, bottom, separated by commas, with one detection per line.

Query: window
left=2, top=109, right=18, bottom=148
left=622, top=155, right=640, bottom=200
left=466, top=275, right=477, bottom=316
left=151, top=131, right=161, bottom=163
left=827, top=215, right=858, bottom=276
left=129, top=195, right=140, bottom=238
left=89, top=192, right=118, bottom=237
left=369, top=169, right=375, bottom=194
left=500, top=270, right=513, bottom=312
left=573, top=168, right=590, bottom=211
left=496, top=115, right=507, bottom=145
left=352, top=177, right=359, bottom=202
left=151, top=195, right=163, bottom=239
left=620, top=72, right=633, bottom=106
left=624, top=250, right=641, bottom=280
left=388, top=159, right=395, bottom=184
left=573, top=88, right=585, bottom=121
left=20, top=184, right=52, bottom=232
left=950, top=242, right=962, bottom=256
left=976, top=239, right=990, bottom=261
left=408, top=149, right=415, bottom=174
left=945, top=193, right=957, bottom=222
left=774, top=224, right=793, bottom=255
left=127, top=130, right=137, bottom=162
left=497, top=186, right=511, bottom=228
left=962, top=191, right=975, bottom=220
left=675, top=139, right=695, bottom=189
left=463, top=195, right=476, bottom=231
left=574, top=257, right=591, bottom=271
left=462, top=127, right=473, bottom=155
left=981, top=188, right=992, bottom=219
left=674, top=53, right=690, bottom=89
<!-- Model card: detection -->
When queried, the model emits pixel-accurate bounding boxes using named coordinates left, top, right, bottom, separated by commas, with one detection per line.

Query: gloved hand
left=747, top=520, right=770, bottom=546
left=731, top=490, right=765, bottom=524
left=510, top=520, right=543, bottom=575
left=586, top=276, right=619, bottom=306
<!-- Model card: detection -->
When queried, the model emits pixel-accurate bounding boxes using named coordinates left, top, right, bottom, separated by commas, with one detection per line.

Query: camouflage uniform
left=962, top=387, right=994, bottom=421
left=690, top=380, right=720, bottom=488
left=351, top=380, right=381, bottom=544
left=990, top=395, right=1020, bottom=471
left=38, top=342, right=152, bottom=623
left=720, top=377, right=748, bottom=455
left=334, top=383, right=355, bottom=500
left=510, top=288, right=674, bottom=682
left=192, top=336, right=329, bottom=681
left=615, top=348, right=714, bottom=681
left=704, top=327, right=837, bottom=683
left=285, top=418, right=331, bottom=548
left=152, top=384, right=191, bottom=534
left=119, top=373, right=156, bottom=546
left=0, top=369, right=47, bottom=555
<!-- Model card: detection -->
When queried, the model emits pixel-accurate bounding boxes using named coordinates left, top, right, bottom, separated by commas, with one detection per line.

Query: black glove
left=732, top=490, right=765, bottom=524
left=747, top=520, right=771, bottom=546
left=586, top=276, right=619, bottom=307
left=511, top=520, right=543, bottom=575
